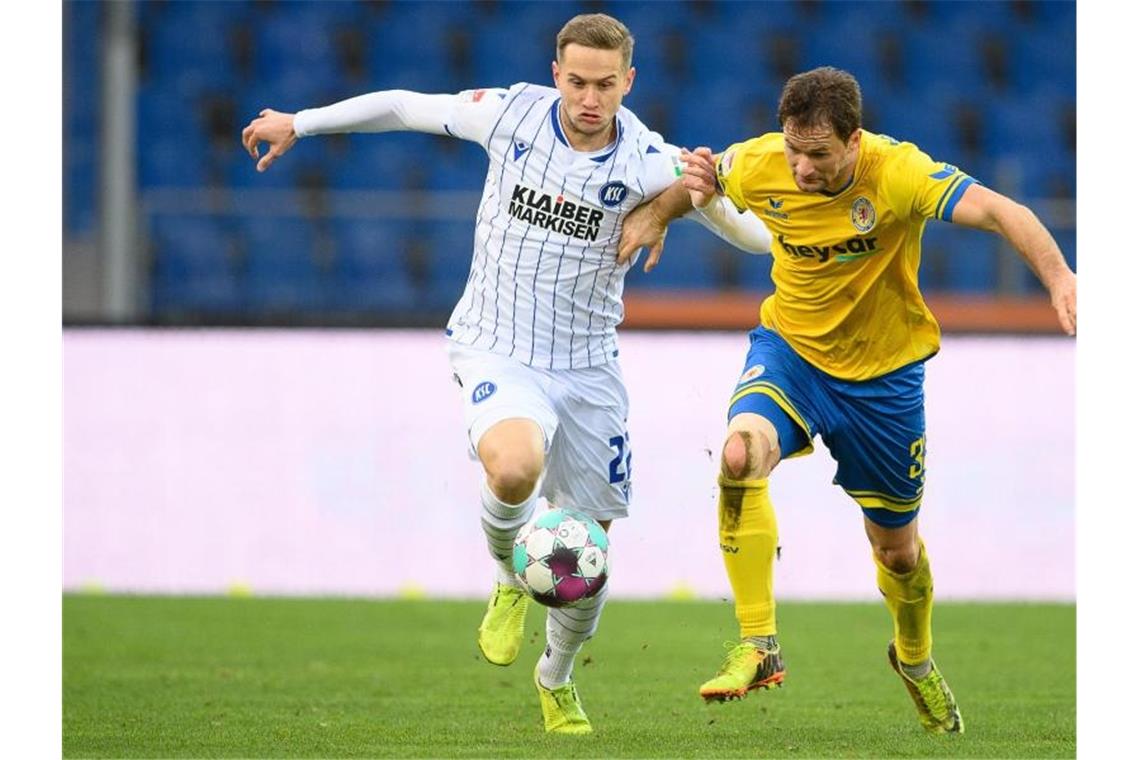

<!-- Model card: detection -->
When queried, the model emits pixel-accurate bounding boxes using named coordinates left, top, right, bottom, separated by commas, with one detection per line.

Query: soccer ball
left=512, top=508, right=609, bottom=607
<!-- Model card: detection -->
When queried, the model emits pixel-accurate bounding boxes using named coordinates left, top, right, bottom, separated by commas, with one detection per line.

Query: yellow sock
left=717, top=476, right=778, bottom=638
left=875, top=538, right=934, bottom=665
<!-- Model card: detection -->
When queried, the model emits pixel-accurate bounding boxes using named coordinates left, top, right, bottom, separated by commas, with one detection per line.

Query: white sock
left=537, top=585, right=609, bottom=688
left=480, top=479, right=537, bottom=588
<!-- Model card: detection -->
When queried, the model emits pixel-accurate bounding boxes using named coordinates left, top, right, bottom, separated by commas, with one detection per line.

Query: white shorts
left=447, top=342, right=632, bottom=521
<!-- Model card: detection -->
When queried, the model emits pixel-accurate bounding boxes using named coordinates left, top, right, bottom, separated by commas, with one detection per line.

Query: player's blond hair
left=778, top=66, right=863, bottom=140
left=556, top=14, right=635, bottom=70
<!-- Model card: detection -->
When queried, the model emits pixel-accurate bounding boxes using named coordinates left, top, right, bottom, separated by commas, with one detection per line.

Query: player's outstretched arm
left=950, top=183, right=1076, bottom=335
left=241, top=109, right=298, bottom=173
left=241, top=89, right=504, bottom=174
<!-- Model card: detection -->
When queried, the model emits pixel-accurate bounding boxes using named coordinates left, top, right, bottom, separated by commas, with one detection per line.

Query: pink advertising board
left=64, top=330, right=1073, bottom=600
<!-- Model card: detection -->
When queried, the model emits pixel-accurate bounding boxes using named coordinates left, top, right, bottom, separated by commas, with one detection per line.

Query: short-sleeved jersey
left=717, top=130, right=976, bottom=381
left=441, top=83, right=690, bottom=370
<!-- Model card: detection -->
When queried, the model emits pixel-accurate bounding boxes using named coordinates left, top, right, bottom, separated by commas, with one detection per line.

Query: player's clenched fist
left=241, top=109, right=298, bottom=173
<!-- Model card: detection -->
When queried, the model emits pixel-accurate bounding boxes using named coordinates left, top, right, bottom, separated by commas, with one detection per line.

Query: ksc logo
left=598, top=181, right=628, bottom=207
left=472, top=381, right=497, bottom=404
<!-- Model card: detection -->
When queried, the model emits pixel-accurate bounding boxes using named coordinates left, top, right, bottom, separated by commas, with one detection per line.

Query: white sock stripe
left=480, top=479, right=540, bottom=520
left=481, top=522, right=520, bottom=540
left=480, top=512, right=528, bottom=531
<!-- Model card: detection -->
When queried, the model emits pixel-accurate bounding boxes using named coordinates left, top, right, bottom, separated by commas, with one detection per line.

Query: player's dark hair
left=777, top=67, right=862, bottom=140
left=556, top=13, right=635, bottom=70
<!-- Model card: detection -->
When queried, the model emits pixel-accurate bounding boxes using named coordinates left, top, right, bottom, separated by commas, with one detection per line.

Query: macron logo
left=513, top=141, right=530, bottom=161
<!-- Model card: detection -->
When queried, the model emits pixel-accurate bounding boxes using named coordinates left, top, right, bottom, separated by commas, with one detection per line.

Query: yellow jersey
left=717, top=130, right=977, bottom=381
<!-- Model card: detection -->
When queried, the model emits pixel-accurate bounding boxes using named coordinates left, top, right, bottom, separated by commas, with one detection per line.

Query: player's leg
left=531, top=361, right=629, bottom=733
left=474, top=417, right=547, bottom=666
left=449, top=344, right=558, bottom=666
left=700, top=327, right=817, bottom=702
left=533, top=517, right=609, bottom=735
left=827, top=361, right=961, bottom=733
left=699, top=411, right=790, bottom=701
left=866, top=516, right=961, bottom=734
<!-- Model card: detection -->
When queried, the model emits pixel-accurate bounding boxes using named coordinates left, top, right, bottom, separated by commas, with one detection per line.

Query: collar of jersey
left=549, top=99, right=623, bottom=163
left=818, top=170, right=856, bottom=198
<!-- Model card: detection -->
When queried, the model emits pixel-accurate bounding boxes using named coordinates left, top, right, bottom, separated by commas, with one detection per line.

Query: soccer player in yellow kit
left=618, top=67, right=1076, bottom=734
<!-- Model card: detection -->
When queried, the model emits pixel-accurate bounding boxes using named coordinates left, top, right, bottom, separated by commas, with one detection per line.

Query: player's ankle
left=744, top=634, right=778, bottom=651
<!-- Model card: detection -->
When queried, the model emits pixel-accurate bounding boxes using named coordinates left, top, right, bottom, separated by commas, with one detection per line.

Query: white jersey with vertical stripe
left=442, top=83, right=691, bottom=370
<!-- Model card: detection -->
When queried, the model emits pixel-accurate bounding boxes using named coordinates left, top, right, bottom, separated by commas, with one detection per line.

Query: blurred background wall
left=61, top=0, right=1075, bottom=600
left=62, top=0, right=1075, bottom=327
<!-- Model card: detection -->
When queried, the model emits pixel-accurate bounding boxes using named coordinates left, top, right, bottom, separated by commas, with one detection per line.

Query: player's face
left=782, top=120, right=861, bottom=193
left=552, top=43, right=634, bottom=144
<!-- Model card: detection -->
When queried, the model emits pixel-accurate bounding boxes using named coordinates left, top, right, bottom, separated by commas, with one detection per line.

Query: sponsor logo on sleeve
left=928, top=163, right=959, bottom=180
left=738, top=365, right=766, bottom=384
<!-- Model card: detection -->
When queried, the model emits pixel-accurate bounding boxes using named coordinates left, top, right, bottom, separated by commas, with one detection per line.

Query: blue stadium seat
left=920, top=223, right=998, bottom=293
left=424, top=222, right=479, bottom=311
left=627, top=221, right=719, bottom=289
left=240, top=216, right=325, bottom=312
left=1009, top=25, right=1076, bottom=94
left=328, top=218, right=419, bottom=314
left=149, top=216, right=245, bottom=314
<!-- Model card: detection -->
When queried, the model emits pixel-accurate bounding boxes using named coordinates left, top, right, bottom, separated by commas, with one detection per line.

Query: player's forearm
left=293, top=90, right=455, bottom=137
left=997, top=202, right=1074, bottom=293
left=691, top=196, right=771, bottom=254
left=645, top=180, right=695, bottom=228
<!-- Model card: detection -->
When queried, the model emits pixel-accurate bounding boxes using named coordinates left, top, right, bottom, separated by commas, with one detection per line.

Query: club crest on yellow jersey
left=850, top=196, right=876, bottom=233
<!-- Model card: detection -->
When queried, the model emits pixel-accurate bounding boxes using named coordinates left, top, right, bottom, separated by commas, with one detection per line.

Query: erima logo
left=472, top=381, right=497, bottom=404
left=598, top=181, right=628, bottom=207
left=764, top=197, right=790, bottom=220
left=775, top=233, right=880, bottom=263
left=513, top=141, right=530, bottom=161
left=508, top=184, right=605, bottom=241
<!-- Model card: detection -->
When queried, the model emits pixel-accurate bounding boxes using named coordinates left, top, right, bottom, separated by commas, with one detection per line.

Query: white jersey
left=294, top=82, right=770, bottom=369
left=443, top=83, right=691, bottom=369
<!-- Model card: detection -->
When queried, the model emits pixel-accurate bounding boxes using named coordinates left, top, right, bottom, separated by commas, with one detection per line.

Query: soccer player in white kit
left=242, top=13, right=771, bottom=734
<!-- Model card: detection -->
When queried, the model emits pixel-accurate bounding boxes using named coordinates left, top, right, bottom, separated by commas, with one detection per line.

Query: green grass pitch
left=63, top=595, right=1074, bottom=758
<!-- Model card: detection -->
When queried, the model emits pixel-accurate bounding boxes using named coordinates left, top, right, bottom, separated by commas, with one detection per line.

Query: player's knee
left=873, top=542, right=920, bottom=574
left=485, top=457, right=543, bottom=504
left=720, top=430, right=773, bottom=480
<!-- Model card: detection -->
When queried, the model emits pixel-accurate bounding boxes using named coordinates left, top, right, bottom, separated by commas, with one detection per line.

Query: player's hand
left=1049, top=270, right=1076, bottom=336
left=241, top=109, right=298, bottom=173
left=680, top=147, right=719, bottom=209
left=618, top=201, right=669, bottom=273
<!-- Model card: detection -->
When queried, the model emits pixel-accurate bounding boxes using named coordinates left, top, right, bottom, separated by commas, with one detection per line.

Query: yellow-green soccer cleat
left=699, top=641, right=786, bottom=702
left=887, top=640, right=964, bottom=734
left=533, top=666, right=592, bottom=734
left=476, top=582, right=528, bottom=666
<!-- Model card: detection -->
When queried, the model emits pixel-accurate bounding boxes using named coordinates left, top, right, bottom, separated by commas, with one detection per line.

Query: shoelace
left=552, top=683, right=582, bottom=713
left=717, top=642, right=760, bottom=674
left=914, top=669, right=949, bottom=716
